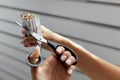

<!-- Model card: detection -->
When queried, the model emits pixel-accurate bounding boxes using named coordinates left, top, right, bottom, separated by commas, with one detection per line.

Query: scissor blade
left=16, top=22, right=47, bottom=43
left=30, top=31, right=47, bottom=43
left=16, top=22, right=24, bottom=28
left=28, top=30, right=46, bottom=42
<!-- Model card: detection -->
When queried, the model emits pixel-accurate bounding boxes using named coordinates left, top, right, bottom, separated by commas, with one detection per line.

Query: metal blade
left=16, top=22, right=47, bottom=43
left=29, top=30, right=47, bottom=43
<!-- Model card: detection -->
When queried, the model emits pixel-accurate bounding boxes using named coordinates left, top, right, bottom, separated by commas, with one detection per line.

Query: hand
left=29, top=46, right=76, bottom=80
left=21, top=25, right=67, bottom=48
left=21, top=25, right=120, bottom=80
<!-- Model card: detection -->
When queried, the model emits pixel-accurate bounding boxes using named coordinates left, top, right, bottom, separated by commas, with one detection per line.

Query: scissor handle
left=26, top=44, right=42, bottom=67
left=26, top=41, right=78, bottom=67
left=47, top=41, right=78, bottom=65
left=26, top=52, right=41, bottom=67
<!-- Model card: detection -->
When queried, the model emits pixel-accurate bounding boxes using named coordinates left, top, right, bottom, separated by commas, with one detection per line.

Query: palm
left=31, top=55, right=71, bottom=80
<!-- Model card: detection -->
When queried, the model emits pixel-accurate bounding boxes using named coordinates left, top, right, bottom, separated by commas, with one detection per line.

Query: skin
left=21, top=26, right=76, bottom=80
left=29, top=46, right=75, bottom=80
left=21, top=25, right=120, bottom=80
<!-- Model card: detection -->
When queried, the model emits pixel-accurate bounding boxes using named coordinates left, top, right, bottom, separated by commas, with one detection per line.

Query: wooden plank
left=0, top=0, right=120, bottom=27
left=0, top=69, right=16, bottom=80
left=89, top=0, right=120, bottom=4
left=0, top=45, right=28, bottom=69
left=0, top=42, right=26, bottom=63
left=72, top=71, right=90, bottom=80
left=0, top=21, right=21, bottom=37
left=0, top=33, right=27, bottom=53
left=0, top=52, right=31, bottom=79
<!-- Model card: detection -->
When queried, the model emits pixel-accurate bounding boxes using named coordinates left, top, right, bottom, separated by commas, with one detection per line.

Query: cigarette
left=20, top=12, right=40, bottom=35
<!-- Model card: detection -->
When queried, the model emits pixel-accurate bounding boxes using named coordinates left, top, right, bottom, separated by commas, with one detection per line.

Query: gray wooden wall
left=0, top=0, right=120, bottom=80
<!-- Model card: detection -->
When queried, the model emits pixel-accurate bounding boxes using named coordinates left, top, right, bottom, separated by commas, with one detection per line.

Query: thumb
left=29, top=46, right=41, bottom=64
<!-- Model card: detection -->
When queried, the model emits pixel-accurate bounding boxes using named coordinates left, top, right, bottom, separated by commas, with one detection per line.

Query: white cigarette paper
left=20, top=12, right=40, bottom=35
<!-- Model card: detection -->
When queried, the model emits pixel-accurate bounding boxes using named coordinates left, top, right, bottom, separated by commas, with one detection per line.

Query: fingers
left=21, top=28, right=37, bottom=47
left=67, top=66, right=75, bottom=75
left=65, top=55, right=75, bottom=66
left=29, top=46, right=41, bottom=64
left=56, top=46, right=65, bottom=54
left=21, top=36, right=37, bottom=45
left=56, top=46, right=76, bottom=75
left=56, top=46, right=76, bottom=66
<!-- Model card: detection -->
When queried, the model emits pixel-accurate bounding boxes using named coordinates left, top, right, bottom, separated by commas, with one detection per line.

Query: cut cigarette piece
left=20, top=12, right=41, bottom=35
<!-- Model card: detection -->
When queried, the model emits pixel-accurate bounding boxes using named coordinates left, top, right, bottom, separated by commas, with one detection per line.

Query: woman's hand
left=30, top=46, right=76, bottom=80
left=21, top=25, right=120, bottom=80
left=21, top=25, right=66, bottom=47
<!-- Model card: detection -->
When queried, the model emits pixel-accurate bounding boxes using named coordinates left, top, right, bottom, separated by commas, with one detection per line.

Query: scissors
left=17, top=22, right=78, bottom=67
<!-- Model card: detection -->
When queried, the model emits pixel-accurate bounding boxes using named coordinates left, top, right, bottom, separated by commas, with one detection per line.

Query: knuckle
left=60, top=54, right=67, bottom=61
left=65, top=56, right=75, bottom=65
left=70, top=56, right=75, bottom=63
left=56, top=46, right=65, bottom=54
left=64, top=51, right=71, bottom=56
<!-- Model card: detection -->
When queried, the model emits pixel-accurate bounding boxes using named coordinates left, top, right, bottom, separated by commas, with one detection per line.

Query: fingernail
left=56, top=47, right=63, bottom=54
left=61, top=55, right=67, bottom=61
left=67, top=69, right=73, bottom=75
left=66, top=59, right=72, bottom=65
